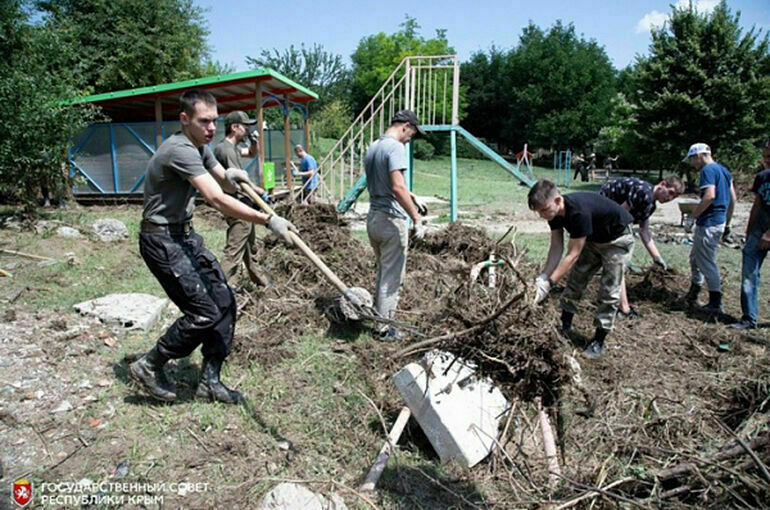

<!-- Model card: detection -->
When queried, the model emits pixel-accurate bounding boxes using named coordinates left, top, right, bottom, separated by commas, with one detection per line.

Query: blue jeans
left=740, top=215, right=770, bottom=324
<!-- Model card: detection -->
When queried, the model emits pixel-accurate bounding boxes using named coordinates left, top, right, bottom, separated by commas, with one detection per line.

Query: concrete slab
left=92, top=218, right=128, bottom=242
left=257, top=482, right=347, bottom=510
left=73, top=293, right=168, bottom=331
left=393, top=350, right=509, bottom=468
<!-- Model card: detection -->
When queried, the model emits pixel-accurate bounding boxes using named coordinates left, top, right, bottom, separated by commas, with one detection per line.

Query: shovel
left=237, top=180, right=375, bottom=321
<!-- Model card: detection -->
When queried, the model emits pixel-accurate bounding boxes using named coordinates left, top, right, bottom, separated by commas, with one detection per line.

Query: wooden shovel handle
left=238, top=180, right=350, bottom=294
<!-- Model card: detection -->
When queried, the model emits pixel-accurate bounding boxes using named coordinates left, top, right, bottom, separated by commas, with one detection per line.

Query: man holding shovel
left=130, top=90, right=297, bottom=404
left=364, top=109, right=428, bottom=341
left=213, top=110, right=272, bottom=288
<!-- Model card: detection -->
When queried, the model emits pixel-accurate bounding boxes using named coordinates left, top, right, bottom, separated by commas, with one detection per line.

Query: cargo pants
left=139, top=230, right=236, bottom=361
left=221, top=215, right=270, bottom=287
left=367, top=210, right=408, bottom=330
left=560, top=228, right=635, bottom=331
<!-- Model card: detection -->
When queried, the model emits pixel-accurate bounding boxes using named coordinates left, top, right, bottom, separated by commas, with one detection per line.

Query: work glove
left=265, top=214, right=298, bottom=246
left=292, top=168, right=301, bottom=178
left=410, top=221, right=426, bottom=241
left=412, top=195, right=428, bottom=216
left=653, top=256, right=668, bottom=271
left=248, top=130, right=259, bottom=144
left=225, top=168, right=249, bottom=188
left=260, top=190, right=271, bottom=204
left=343, top=288, right=363, bottom=307
left=533, top=274, right=551, bottom=304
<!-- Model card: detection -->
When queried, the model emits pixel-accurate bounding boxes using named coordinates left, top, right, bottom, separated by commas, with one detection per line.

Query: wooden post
left=154, top=97, right=163, bottom=149
left=303, top=116, right=310, bottom=154
left=255, top=83, right=264, bottom=188
left=284, top=96, right=293, bottom=191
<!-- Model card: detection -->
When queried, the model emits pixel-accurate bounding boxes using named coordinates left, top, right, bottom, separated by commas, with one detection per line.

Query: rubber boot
left=583, top=328, right=609, bottom=360
left=684, top=282, right=702, bottom=306
left=128, top=347, right=177, bottom=402
left=196, top=358, right=243, bottom=404
left=560, top=310, right=574, bottom=334
left=704, top=291, right=723, bottom=315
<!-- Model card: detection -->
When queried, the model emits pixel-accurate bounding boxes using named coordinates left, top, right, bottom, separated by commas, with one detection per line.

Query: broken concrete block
left=92, top=218, right=128, bottom=242
left=393, top=350, right=509, bottom=468
left=73, top=293, right=168, bottom=331
left=257, top=482, right=346, bottom=510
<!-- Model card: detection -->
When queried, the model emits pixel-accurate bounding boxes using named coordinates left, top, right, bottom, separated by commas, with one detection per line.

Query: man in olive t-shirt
left=130, top=90, right=297, bottom=405
left=213, top=110, right=271, bottom=287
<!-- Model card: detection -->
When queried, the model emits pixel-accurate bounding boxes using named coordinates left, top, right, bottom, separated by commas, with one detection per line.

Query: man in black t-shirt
left=528, top=179, right=635, bottom=359
left=600, top=176, right=684, bottom=317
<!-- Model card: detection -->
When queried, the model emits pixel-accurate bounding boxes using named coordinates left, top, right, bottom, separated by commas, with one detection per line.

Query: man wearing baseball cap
left=682, top=142, right=737, bottom=316
left=214, top=110, right=272, bottom=288
left=363, top=109, right=427, bottom=341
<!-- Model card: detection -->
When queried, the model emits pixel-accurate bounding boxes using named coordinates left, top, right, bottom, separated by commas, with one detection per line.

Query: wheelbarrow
left=677, top=198, right=700, bottom=227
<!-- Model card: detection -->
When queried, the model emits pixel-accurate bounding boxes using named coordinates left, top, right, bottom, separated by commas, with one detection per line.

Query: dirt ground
left=1, top=202, right=768, bottom=509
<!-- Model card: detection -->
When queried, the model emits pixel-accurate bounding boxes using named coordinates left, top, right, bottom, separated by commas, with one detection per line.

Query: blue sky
left=196, top=0, right=769, bottom=71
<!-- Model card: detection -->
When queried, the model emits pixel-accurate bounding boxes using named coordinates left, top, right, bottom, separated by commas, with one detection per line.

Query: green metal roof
left=71, top=68, right=318, bottom=122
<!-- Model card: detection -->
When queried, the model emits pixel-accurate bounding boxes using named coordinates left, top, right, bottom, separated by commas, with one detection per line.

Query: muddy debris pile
left=233, top=205, right=566, bottom=401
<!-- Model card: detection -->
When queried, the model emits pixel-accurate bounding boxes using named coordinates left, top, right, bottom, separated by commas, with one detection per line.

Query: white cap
left=683, top=142, right=711, bottom=162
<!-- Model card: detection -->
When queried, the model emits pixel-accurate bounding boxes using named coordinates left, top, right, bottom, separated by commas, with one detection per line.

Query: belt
left=141, top=220, right=193, bottom=234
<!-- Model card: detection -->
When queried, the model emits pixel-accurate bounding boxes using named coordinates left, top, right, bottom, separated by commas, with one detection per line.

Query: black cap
left=391, top=109, right=425, bottom=136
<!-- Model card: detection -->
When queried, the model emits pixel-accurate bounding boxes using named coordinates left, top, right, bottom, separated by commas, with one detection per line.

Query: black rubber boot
left=196, top=358, right=243, bottom=404
left=560, top=310, right=574, bottom=333
left=128, top=347, right=177, bottom=402
left=583, top=328, right=609, bottom=360
left=704, top=291, right=723, bottom=315
left=685, top=282, right=702, bottom=306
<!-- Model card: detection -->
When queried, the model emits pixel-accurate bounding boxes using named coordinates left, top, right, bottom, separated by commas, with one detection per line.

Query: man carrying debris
left=292, top=144, right=318, bottom=204
left=599, top=175, right=685, bottom=317
left=213, top=110, right=272, bottom=288
left=130, top=90, right=297, bottom=404
left=732, top=138, right=770, bottom=330
left=682, top=143, right=736, bottom=316
left=529, top=179, right=635, bottom=359
left=364, top=109, right=427, bottom=341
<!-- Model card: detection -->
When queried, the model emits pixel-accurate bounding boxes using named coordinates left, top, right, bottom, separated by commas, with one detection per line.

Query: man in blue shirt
left=293, top=145, right=318, bottom=204
left=732, top=138, right=770, bottom=329
left=682, top=143, right=737, bottom=315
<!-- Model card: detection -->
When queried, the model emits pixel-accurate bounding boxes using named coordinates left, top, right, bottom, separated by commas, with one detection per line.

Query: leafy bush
left=412, top=139, right=435, bottom=160
left=313, top=100, right=352, bottom=139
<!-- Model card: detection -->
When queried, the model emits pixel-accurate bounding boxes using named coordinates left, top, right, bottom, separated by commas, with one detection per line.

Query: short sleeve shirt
left=697, top=162, right=732, bottom=227
left=300, top=154, right=318, bottom=190
left=599, top=177, right=656, bottom=224
left=751, top=168, right=770, bottom=215
left=142, top=132, right=218, bottom=225
left=365, top=135, right=408, bottom=219
left=548, top=192, right=634, bottom=243
left=213, top=139, right=243, bottom=170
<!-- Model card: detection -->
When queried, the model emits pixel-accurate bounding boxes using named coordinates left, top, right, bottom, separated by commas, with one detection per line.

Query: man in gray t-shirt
left=130, top=90, right=297, bottom=405
left=364, top=109, right=426, bottom=341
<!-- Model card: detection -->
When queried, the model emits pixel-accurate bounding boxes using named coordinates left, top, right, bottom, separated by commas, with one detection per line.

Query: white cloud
left=635, top=0, right=720, bottom=34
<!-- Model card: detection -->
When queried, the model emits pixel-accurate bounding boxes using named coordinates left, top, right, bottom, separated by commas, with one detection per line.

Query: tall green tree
left=460, top=47, right=512, bottom=146
left=634, top=1, right=770, bottom=174
left=350, top=16, right=455, bottom=114
left=35, top=0, right=211, bottom=94
left=246, top=43, right=349, bottom=111
left=0, top=0, right=98, bottom=209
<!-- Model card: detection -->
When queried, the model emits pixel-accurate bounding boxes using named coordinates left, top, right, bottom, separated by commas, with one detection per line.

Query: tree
left=0, top=0, right=98, bottom=210
left=350, top=16, right=455, bottom=115
left=461, top=21, right=616, bottom=152
left=634, top=1, right=770, bottom=174
left=35, top=0, right=211, bottom=94
left=507, top=22, right=616, bottom=150
left=246, top=43, right=349, bottom=112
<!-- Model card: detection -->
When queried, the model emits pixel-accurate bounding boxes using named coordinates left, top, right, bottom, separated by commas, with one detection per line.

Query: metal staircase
left=308, top=55, right=459, bottom=204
